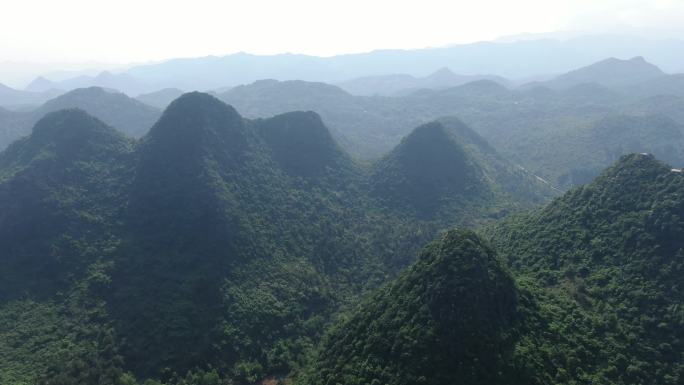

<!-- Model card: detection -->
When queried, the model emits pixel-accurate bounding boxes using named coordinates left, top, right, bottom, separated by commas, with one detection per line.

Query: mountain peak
left=433, top=79, right=509, bottom=97
left=41, top=87, right=119, bottom=106
left=549, top=153, right=677, bottom=223
left=548, top=56, right=664, bottom=88
left=36, top=87, right=160, bottom=138
left=0, top=108, right=130, bottom=169
left=32, top=108, right=115, bottom=140
left=141, top=92, right=249, bottom=175
left=257, top=110, right=349, bottom=178
left=372, top=121, right=486, bottom=216
left=25, top=76, right=58, bottom=92
left=427, top=67, right=456, bottom=80
left=307, top=228, right=523, bottom=385
left=597, top=152, right=671, bottom=182
left=150, top=92, right=242, bottom=140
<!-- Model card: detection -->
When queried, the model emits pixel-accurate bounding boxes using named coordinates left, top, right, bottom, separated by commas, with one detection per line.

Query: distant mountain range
left=25, top=71, right=151, bottom=96
left=135, top=88, right=185, bottom=109
left=337, top=67, right=509, bottom=96
left=2, top=55, right=684, bottom=191
left=12, top=34, right=684, bottom=95
left=537, top=56, right=664, bottom=89
left=0, top=83, right=61, bottom=109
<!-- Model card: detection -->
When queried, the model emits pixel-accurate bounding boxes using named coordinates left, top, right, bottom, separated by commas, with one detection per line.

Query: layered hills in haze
left=51, top=34, right=684, bottom=91
left=2, top=55, right=684, bottom=194
left=0, top=87, right=161, bottom=150
left=541, top=56, right=665, bottom=89
left=337, top=67, right=509, bottom=96
left=207, top=56, right=684, bottom=189
left=0, top=82, right=61, bottom=109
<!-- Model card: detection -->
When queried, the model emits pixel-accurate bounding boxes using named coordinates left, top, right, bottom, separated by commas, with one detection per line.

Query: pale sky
left=1, top=0, right=684, bottom=85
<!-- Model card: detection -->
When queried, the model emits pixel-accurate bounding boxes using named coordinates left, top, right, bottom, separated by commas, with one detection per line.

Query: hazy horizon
left=3, top=0, right=684, bottom=87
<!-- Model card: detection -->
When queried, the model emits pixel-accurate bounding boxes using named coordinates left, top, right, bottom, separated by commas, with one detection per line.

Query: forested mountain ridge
left=212, top=70, right=684, bottom=189
left=0, top=93, right=552, bottom=384
left=0, top=91, right=682, bottom=385
left=303, top=229, right=532, bottom=385
left=0, top=109, right=134, bottom=300
left=308, top=153, right=684, bottom=385
left=487, top=153, right=684, bottom=384
left=371, top=118, right=554, bottom=221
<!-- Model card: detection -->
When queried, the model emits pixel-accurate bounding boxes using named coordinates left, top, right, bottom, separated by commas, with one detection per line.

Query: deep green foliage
left=303, top=229, right=532, bottom=385
left=371, top=118, right=554, bottom=221
left=307, top=153, right=684, bottom=385
left=0, top=94, right=549, bottom=384
left=487, top=153, right=684, bottom=384
left=4, top=90, right=681, bottom=385
left=0, top=109, right=132, bottom=301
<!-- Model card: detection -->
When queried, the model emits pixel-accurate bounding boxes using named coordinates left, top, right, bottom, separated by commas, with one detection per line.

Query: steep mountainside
left=0, top=109, right=134, bottom=300
left=371, top=118, right=554, bottom=221
left=309, top=153, right=684, bottom=385
left=304, top=229, right=532, bottom=385
left=488, top=153, right=684, bottom=384
left=0, top=110, right=135, bottom=385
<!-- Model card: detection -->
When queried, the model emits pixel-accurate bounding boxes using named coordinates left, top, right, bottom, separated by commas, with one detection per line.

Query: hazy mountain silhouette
left=337, top=67, right=509, bottom=96
left=135, top=88, right=185, bottom=109
left=109, top=35, right=684, bottom=90
left=0, top=82, right=62, bottom=109
left=0, top=87, right=161, bottom=150
left=543, top=56, right=664, bottom=89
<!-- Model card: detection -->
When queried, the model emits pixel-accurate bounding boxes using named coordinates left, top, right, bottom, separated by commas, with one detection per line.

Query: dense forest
left=0, top=57, right=682, bottom=384
left=307, top=154, right=684, bottom=385
left=0, top=93, right=553, bottom=384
